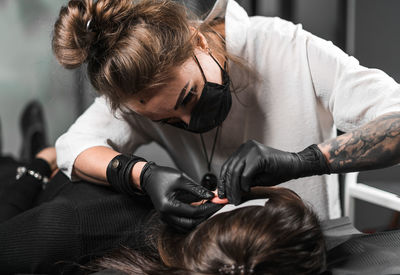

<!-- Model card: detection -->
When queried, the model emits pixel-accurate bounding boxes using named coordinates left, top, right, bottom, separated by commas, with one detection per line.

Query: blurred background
left=1, top=0, right=400, bottom=231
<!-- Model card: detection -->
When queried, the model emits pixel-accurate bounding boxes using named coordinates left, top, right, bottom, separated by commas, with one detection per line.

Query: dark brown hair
left=97, top=187, right=326, bottom=274
left=52, top=0, right=232, bottom=111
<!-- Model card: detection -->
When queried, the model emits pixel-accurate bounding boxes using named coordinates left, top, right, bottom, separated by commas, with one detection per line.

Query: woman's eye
left=181, top=86, right=197, bottom=107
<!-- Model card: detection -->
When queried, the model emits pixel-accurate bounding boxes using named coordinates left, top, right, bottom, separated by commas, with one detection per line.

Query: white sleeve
left=306, top=34, right=400, bottom=132
left=55, top=96, right=150, bottom=180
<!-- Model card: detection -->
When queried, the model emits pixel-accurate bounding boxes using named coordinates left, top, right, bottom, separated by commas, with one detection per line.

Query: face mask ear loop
left=192, top=54, right=207, bottom=83
left=207, top=48, right=225, bottom=72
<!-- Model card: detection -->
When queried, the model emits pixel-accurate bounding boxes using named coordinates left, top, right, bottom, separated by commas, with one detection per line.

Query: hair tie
left=218, top=264, right=254, bottom=275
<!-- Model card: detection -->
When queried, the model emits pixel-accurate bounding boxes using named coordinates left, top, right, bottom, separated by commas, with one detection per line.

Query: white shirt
left=56, top=0, right=400, bottom=220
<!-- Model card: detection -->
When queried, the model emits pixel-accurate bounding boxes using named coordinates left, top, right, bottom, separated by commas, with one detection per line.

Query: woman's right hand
left=140, top=162, right=223, bottom=232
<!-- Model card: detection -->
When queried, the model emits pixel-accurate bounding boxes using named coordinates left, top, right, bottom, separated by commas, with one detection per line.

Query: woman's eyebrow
left=174, top=82, right=189, bottom=110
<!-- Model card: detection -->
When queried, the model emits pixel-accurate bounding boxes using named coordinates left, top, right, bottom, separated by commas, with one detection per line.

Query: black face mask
left=167, top=53, right=232, bottom=134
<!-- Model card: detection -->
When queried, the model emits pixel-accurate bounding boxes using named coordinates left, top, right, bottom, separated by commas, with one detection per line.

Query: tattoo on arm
left=319, top=112, right=400, bottom=173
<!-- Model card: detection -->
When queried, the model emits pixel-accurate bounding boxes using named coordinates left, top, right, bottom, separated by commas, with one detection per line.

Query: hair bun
left=52, top=0, right=95, bottom=69
left=52, top=0, right=136, bottom=69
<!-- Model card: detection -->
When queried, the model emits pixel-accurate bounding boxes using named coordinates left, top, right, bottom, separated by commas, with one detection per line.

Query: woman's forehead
left=126, top=57, right=199, bottom=117
left=127, top=79, right=189, bottom=118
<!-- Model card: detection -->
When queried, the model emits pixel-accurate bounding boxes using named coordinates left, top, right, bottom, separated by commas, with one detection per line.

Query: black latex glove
left=140, top=162, right=223, bottom=232
left=218, top=140, right=331, bottom=205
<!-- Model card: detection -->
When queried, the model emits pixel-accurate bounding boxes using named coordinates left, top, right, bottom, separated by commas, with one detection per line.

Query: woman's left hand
left=219, top=140, right=330, bottom=205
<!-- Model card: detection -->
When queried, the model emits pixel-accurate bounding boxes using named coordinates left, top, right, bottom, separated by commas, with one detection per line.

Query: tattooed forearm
left=318, top=112, right=400, bottom=173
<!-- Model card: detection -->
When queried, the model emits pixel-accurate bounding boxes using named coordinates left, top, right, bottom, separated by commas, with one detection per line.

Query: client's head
left=159, top=187, right=326, bottom=275
left=97, top=187, right=325, bottom=274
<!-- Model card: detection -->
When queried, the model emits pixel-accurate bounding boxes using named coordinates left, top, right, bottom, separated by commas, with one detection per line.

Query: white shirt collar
left=204, top=0, right=251, bottom=60
left=204, top=0, right=228, bottom=23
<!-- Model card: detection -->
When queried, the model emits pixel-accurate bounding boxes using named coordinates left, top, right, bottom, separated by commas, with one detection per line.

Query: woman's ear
left=190, top=26, right=209, bottom=51
left=196, top=32, right=209, bottom=51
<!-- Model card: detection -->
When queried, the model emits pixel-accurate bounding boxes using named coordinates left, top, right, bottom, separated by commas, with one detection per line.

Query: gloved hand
left=140, top=162, right=223, bottom=232
left=218, top=140, right=331, bottom=205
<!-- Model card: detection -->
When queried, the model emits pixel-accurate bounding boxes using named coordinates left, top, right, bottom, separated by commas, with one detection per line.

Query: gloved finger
left=178, top=180, right=215, bottom=201
left=164, top=197, right=211, bottom=217
left=175, top=189, right=199, bottom=204
left=241, top=158, right=262, bottom=189
left=226, top=159, right=246, bottom=205
left=219, top=158, right=232, bottom=199
left=222, top=149, right=246, bottom=204
left=217, top=175, right=225, bottom=199
left=219, top=154, right=242, bottom=200
left=219, top=142, right=247, bottom=198
left=167, top=196, right=224, bottom=218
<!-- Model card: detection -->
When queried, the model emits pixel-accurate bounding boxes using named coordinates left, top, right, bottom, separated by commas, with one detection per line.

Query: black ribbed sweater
left=0, top=158, right=158, bottom=274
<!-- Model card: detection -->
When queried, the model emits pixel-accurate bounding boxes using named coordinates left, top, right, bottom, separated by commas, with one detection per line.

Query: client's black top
left=0, top=157, right=159, bottom=274
left=3, top=157, right=400, bottom=275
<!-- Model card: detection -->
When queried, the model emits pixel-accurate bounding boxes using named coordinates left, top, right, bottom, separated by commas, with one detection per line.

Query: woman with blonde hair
left=52, top=0, right=400, bottom=231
